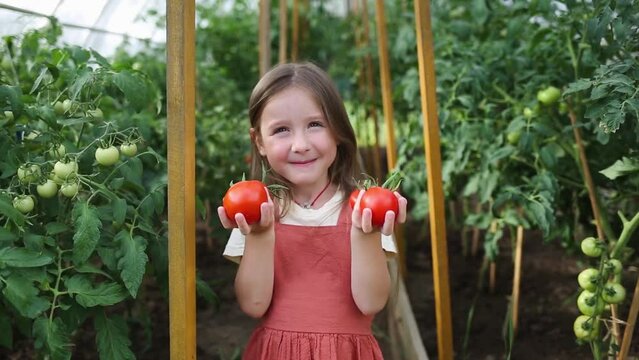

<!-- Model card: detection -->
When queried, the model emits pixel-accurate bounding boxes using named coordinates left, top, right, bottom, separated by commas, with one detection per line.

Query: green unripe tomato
left=580, top=237, right=603, bottom=258
left=573, top=315, right=600, bottom=341
left=13, top=195, right=35, bottom=214
left=17, top=164, right=41, bottom=183
left=95, top=146, right=120, bottom=166
left=602, top=282, right=626, bottom=304
left=1, top=57, right=11, bottom=71
left=36, top=179, right=58, bottom=198
left=523, top=107, right=534, bottom=118
left=577, top=290, right=605, bottom=316
left=604, top=259, right=623, bottom=275
left=48, top=144, right=66, bottom=159
left=54, top=101, right=65, bottom=115
left=86, top=108, right=103, bottom=119
left=537, top=86, right=561, bottom=105
left=62, top=99, right=73, bottom=113
left=506, top=130, right=521, bottom=145
left=577, top=268, right=599, bottom=292
left=53, top=160, right=78, bottom=180
left=60, top=182, right=79, bottom=198
left=3, top=110, right=13, bottom=120
left=119, top=143, right=138, bottom=157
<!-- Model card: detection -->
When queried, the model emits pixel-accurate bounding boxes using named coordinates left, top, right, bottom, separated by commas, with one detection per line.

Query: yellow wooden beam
left=278, top=0, right=288, bottom=64
left=373, top=0, right=406, bottom=279
left=413, top=0, right=454, bottom=358
left=259, top=0, right=272, bottom=76
left=291, top=0, right=299, bottom=61
left=167, top=0, right=196, bottom=358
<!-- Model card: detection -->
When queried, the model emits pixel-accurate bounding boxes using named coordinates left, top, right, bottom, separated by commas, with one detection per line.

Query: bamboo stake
left=414, top=0, right=454, bottom=357
left=511, top=226, right=524, bottom=333
left=361, top=0, right=382, bottom=181
left=291, top=0, right=299, bottom=61
left=278, top=0, right=287, bottom=64
left=258, top=0, right=271, bottom=76
left=471, top=200, right=481, bottom=257
left=489, top=221, right=498, bottom=293
left=167, top=0, right=196, bottom=358
left=619, top=273, right=639, bottom=359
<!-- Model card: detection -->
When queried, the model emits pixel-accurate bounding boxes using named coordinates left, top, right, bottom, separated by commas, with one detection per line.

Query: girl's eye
left=272, top=127, right=288, bottom=134
left=309, top=121, right=324, bottom=128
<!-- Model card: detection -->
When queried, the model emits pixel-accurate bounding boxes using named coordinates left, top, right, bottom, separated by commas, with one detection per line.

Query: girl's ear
left=250, top=128, right=266, bottom=156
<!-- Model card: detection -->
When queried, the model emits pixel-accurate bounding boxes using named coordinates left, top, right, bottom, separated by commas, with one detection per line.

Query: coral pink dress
left=242, top=203, right=384, bottom=360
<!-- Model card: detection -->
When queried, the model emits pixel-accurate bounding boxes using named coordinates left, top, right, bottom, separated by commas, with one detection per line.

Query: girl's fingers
left=394, top=191, right=408, bottom=224
left=259, top=201, right=273, bottom=227
left=361, top=208, right=373, bottom=233
left=235, top=213, right=251, bottom=235
left=217, top=206, right=235, bottom=229
left=354, top=190, right=365, bottom=211
left=382, top=211, right=396, bottom=236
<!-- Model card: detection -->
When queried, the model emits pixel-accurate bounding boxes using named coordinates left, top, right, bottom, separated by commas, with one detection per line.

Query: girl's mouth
left=290, top=159, right=316, bottom=166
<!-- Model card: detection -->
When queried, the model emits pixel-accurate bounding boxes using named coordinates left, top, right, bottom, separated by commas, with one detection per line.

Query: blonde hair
left=248, top=62, right=360, bottom=212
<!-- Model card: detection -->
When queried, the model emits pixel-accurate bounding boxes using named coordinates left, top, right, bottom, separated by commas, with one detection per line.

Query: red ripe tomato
left=359, top=187, right=399, bottom=228
left=222, top=180, right=268, bottom=225
left=349, top=189, right=360, bottom=209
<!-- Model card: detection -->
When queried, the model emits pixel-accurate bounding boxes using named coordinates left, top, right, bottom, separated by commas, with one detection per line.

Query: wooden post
left=361, top=0, right=382, bottom=182
left=373, top=0, right=406, bottom=279
left=167, top=0, right=196, bottom=358
left=259, top=0, right=271, bottom=76
left=512, top=226, right=524, bottom=332
left=291, top=0, right=299, bottom=61
left=413, top=0, right=454, bottom=358
left=619, top=273, right=639, bottom=359
left=278, top=0, right=287, bottom=64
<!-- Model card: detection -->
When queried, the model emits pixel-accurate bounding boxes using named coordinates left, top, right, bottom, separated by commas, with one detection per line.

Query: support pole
left=259, top=0, right=271, bottom=76
left=167, top=0, right=196, bottom=358
left=278, top=0, right=287, bottom=64
left=413, top=1, right=454, bottom=358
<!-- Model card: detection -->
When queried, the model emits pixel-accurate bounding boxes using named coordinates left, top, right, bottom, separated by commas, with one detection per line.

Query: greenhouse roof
left=0, top=0, right=348, bottom=58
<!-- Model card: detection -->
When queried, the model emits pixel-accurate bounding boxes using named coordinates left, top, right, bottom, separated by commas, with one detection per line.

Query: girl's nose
left=291, top=133, right=310, bottom=153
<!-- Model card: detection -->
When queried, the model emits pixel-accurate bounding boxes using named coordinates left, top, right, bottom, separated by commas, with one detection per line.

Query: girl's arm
left=350, top=191, right=407, bottom=316
left=218, top=194, right=276, bottom=318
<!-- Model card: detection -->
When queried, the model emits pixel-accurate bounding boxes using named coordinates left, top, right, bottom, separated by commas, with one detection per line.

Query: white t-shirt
left=222, top=190, right=398, bottom=263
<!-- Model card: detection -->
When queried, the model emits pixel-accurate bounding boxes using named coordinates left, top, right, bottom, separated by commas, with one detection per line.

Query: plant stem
left=610, top=211, right=639, bottom=259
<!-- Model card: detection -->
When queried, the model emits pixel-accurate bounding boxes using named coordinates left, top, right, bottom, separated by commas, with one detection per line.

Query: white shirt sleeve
left=382, top=233, right=398, bottom=257
left=222, top=228, right=245, bottom=264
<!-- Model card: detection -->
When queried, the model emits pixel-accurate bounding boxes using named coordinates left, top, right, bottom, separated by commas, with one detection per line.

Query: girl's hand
left=217, top=189, right=275, bottom=236
left=352, top=190, right=408, bottom=236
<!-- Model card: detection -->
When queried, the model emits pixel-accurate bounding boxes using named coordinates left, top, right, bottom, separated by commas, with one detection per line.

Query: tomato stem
left=610, top=211, right=639, bottom=259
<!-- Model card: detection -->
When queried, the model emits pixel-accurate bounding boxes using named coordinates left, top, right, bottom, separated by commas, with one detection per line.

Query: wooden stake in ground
left=167, top=0, right=196, bottom=357
left=619, top=273, right=639, bottom=359
left=511, top=225, right=524, bottom=333
left=278, top=0, right=287, bottom=64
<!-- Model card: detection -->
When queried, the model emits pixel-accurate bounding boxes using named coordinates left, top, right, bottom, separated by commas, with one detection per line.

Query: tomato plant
left=580, top=237, right=603, bottom=258
left=577, top=290, right=604, bottom=316
left=36, top=179, right=58, bottom=198
left=601, top=282, right=626, bottom=304
left=222, top=180, right=268, bottom=224
left=536, top=86, right=561, bottom=105
left=12, top=195, right=35, bottom=213
left=95, top=146, right=120, bottom=166
left=573, top=315, right=600, bottom=341
left=120, top=143, right=138, bottom=157
left=577, top=268, right=599, bottom=292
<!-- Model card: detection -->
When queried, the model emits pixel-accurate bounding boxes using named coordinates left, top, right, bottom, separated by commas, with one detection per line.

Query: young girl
left=218, top=62, right=407, bottom=359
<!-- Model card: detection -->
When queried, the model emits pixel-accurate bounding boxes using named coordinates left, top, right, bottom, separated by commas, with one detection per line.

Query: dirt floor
left=3, top=223, right=638, bottom=359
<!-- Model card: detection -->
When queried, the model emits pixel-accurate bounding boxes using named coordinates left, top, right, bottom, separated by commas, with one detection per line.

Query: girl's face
left=254, top=86, right=337, bottom=193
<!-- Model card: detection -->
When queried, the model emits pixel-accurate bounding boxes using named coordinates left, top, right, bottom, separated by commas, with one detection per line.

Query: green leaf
left=33, top=317, right=72, bottom=360
left=599, top=157, right=639, bottom=180
left=112, top=70, right=152, bottom=112
left=112, top=198, right=127, bottom=226
left=65, top=275, right=128, bottom=307
left=74, top=263, right=114, bottom=280
left=46, top=222, right=70, bottom=235
left=69, top=68, right=94, bottom=101
left=116, top=232, right=148, bottom=298
left=95, top=313, right=135, bottom=360
left=2, top=274, right=50, bottom=318
left=0, top=247, right=54, bottom=267
left=563, top=79, right=592, bottom=96
left=90, top=49, right=111, bottom=69
left=0, top=227, right=18, bottom=244
left=72, top=201, right=102, bottom=265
